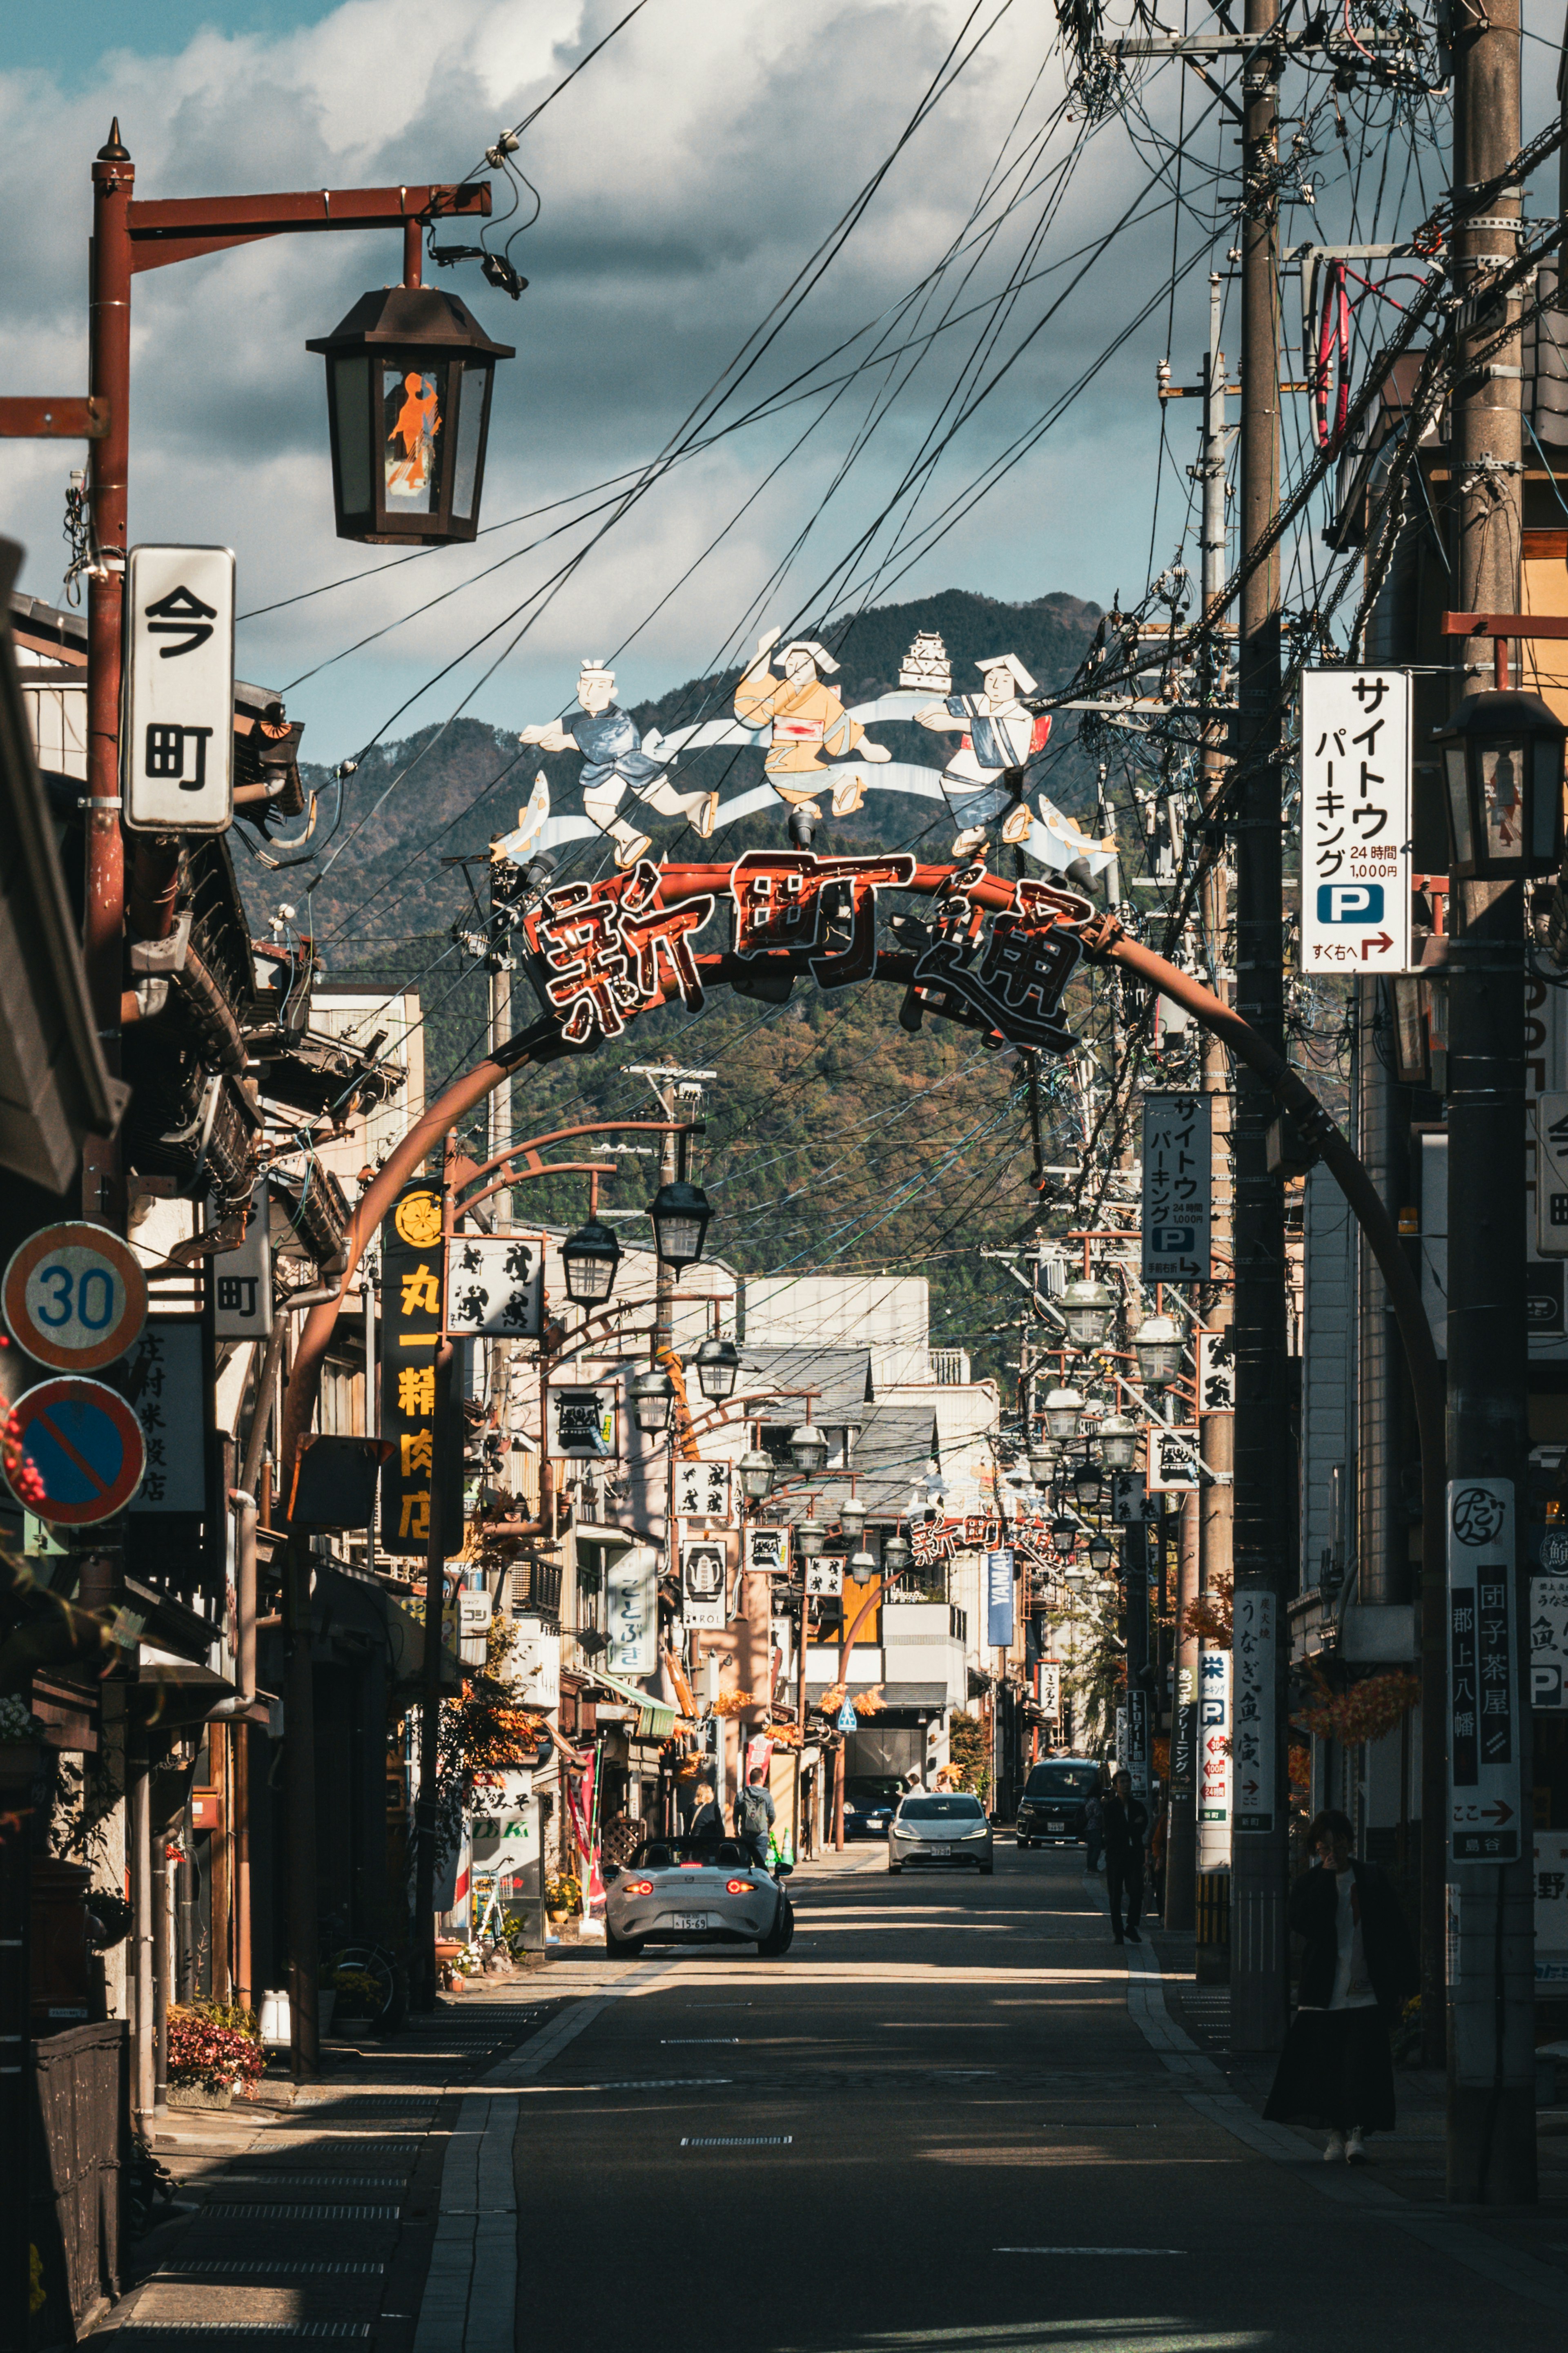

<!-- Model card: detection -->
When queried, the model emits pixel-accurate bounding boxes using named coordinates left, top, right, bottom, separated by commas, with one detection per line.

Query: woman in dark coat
left=1263, top=1808, right=1418, bottom=2163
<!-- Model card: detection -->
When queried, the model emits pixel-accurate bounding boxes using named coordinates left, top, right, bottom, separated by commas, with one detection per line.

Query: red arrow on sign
left=1480, top=1799, right=1515, bottom=1824
left=1361, top=932, right=1394, bottom=960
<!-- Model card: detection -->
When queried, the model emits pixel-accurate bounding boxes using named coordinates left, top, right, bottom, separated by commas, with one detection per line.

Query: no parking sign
left=4, top=1378, right=146, bottom=1525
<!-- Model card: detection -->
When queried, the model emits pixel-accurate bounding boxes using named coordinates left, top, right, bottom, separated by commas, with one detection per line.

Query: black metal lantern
left=1071, top=1450, right=1106, bottom=1512
left=628, top=1366, right=674, bottom=1435
left=307, top=286, right=513, bottom=546
left=648, top=1180, right=713, bottom=1274
left=561, top=1216, right=620, bottom=1307
left=1437, top=689, right=1567, bottom=880
left=1086, top=1530, right=1115, bottom=1575
left=695, top=1335, right=739, bottom=1403
left=789, top=1422, right=829, bottom=1475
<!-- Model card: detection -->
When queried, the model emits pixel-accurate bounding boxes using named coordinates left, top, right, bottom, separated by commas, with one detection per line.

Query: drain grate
left=116, top=2327, right=372, bottom=2340
left=661, top=2039, right=740, bottom=2045
left=197, top=2205, right=399, bottom=2223
left=214, top=2177, right=408, bottom=2190
left=174, top=2262, right=387, bottom=2278
left=680, top=2135, right=792, bottom=2147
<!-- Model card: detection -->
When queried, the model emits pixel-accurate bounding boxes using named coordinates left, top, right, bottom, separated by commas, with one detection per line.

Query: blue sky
left=0, top=2, right=1559, bottom=767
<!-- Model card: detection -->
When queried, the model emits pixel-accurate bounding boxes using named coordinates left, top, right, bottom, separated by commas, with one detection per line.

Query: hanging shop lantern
left=1132, top=1314, right=1185, bottom=1392
left=849, top=1548, right=879, bottom=1586
left=307, top=286, right=513, bottom=546
left=1086, top=1530, right=1116, bottom=1575
left=1027, top=1438, right=1058, bottom=1485
left=628, top=1365, right=675, bottom=1435
left=1060, top=1277, right=1116, bottom=1351
left=881, top=1530, right=913, bottom=1578
left=561, top=1216, right=621, bottom=1307
left=1071, top=1451, right=1106, bottom=1512
left=1043, top=1387, right=1084, bottom=1441
left=838, top=1496, right=869, bottom=1544
left=694, top=1335, right=739, bottom=1403
left=738, top=1446, right=776, bottom=1503
left=789, top=1423, right=829, bottom=1475
left=1094, top=1416, right=1143, bottom=1472
left=795, top=1521, right=827, bottom=1560
left=1437, top=689, right=1567, bottom=880
left=648, top=1180, right=713, bottom=1274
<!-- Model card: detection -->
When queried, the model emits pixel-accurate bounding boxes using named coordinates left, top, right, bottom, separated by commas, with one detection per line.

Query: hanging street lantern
left=1072, top=1451, right=1106, bottom=1512
left=695, top=1335, right=739, bottom=1403
left=561, top=1216, right=620, bottom=1307
left=882, top=1530, right=913, bottom=1578
left=1060, top=1277, right=1116, bottom=1351
left=739, top=1446, right=776, bottom=1503
left=838, top=1496, right=869, bottom=1544
left=1086, top=1530, right=1115, bottom=1575
left=789, top=1423, right=829, bottom=1476
left=647, top=1179, right=713, bottom=1274
left=1095, top=1415, right=1142, bottom=1472
left=849, top=1548, right=878, bottom=1585
left=1027, top=1438, right=1058, bottom=1485
left=307, top=286, right=513, bottom=546
left=1132, top=1314, right=1185, bottom=1392
left=1437, top=689, right=1567, bottom=879
left=795, top=1520, right=827, bottom=1560
left=628, top=1366, right=674, bottom=1435
left=1043, top=1387, right=1084, bottom=1441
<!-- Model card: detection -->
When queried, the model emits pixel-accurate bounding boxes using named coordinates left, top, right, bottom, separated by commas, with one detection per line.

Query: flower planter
left=169, top=2079, right=234, bottom=2110
left=316, top=1989, right=337, bottom=2035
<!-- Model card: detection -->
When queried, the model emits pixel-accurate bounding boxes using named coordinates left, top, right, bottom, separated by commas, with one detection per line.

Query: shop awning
left=588, top=1665, right=677, bottom=1742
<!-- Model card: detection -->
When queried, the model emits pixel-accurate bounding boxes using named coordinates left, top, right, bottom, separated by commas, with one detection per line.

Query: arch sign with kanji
left=2, top=1221, right=149, bottom=1372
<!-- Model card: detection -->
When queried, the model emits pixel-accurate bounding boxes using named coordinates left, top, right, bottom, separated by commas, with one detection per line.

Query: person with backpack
left=735, top=1769, right=777, bottom=1870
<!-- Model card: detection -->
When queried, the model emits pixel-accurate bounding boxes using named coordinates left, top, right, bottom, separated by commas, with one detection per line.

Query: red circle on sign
left=4, top=1377, right=146, bottom=1526
left=2, top=1223, right=147, bottom=1371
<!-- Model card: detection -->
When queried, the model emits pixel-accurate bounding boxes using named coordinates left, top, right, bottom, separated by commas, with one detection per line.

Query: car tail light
left=622, top=1879, right=655, bottom=1896
left=725, top=1878, right=754, bottom=1895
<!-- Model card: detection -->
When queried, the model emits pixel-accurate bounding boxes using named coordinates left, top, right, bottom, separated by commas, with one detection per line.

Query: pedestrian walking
left=1082, top=1770, right=1107, bottom=1875
left=1101, top=1769, right=1149, bottom=1944
left=735, top=1768, right=776, bottom=1869
left=687, top=1780, right=724, bottom=1842
left=1263, top=1809, right=1418, bottom=2163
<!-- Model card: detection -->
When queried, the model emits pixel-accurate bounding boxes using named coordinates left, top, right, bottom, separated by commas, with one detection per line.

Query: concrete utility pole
left=1228, top=0, right=1291, bottom=2055
left=1446, top=0, right=1536, bottom=2204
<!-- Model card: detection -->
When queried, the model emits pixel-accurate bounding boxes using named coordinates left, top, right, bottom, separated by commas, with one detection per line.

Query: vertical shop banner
left=1172, top=1662, right=1197, bottom=1798
left=986, top=1546, right=1015, bottom=1649
left=380, top=1182, right=462, bottom=1556
left=1197, top=1329, right=1235, bottom=1414
left=682, top=1537, right=728, bottom=1630
left=118, top=1319, right=210, bottom=1513
left=1231, top=1590, right=1276, bottom=1833
left=124, top=544, right=236, bottom=833
left=442, top=1232, right=544, bottom=1338
left=1198, top=1648, right=1231, bottom=1868
left=1036, top=1659, right=1061, bottom=1721
left=606, top=1544, right=658, bottom=1675
left=1127, top=1688, right=1150, bottom=1803
left=1141, top=1092, right=1210, bottom=1282
left=1298, top=666, right=1412, bottom=974
left=211, top=1185, right=272, bottom=1340
left=1447, top=1478, right=1522, bottom=1865
left=1531, top=1572, right=1568, bottom=1708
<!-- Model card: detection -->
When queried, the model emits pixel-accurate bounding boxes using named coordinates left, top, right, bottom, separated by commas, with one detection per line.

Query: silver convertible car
left=603, top=1837, right=796, bottom=1957
left=886, top=1789, right=994, bottom=1873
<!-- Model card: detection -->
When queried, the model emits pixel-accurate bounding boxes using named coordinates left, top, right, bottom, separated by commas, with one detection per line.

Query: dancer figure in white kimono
left=519, top=661, right=719, bottom=868
left=915, top=653, right=1049, bottom=856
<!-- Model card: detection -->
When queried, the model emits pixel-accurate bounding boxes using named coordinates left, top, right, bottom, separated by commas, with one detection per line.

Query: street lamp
left=739, top=1446, right=775, bottom=1503
left=1132, top=1314, right=1185, bottom=1392
left=1060, top=1276, right=1116, bottom=1351
left=882, top=1530, right=913, bottom=1578
left=795, top=1521, right=826, bottom=1561
left=849, top=1548, right=878, bottom=1586
left=647, top=1179, right=713, bottom=1273
left=561, top=1216, right=621, bottom=1306
left=1027, top=1438, right=1058, bottom=1484
left=307, top=285, right=513, bottom=546
left=628, top=1366, right=674, bottom=1434
left=789, top=1422, right=829, bottom=1475
left=1437, top=688, right=1567, bottom=879
left=838, top=1497, right=869, bottom=1544
left=1086, top=1530, right=1116, bottom=1575
left=1071, top=1452, right=1106, bottom=1512
left=694, top=1335, right=739, bottom=1402
left=1043, top=1387, right=1084, bottom=1441
left=1095, top=1416, right=1142, bottom=1472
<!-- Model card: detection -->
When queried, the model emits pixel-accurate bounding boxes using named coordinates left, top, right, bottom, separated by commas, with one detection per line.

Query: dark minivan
left=1015, top=1757, right=1100, bottom=1847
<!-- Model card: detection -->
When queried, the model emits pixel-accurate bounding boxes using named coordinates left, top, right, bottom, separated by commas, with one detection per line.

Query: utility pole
left=1228, top=0, right=1291, bottom=2054
left=1445, top=0, right=1535, bottom=2204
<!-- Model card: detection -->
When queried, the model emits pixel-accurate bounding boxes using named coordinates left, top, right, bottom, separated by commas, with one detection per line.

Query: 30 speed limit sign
left=2, top=1222, right=148, bottom=1371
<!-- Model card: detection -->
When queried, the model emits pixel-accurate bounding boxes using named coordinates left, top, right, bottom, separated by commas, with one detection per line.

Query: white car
left=604, top=1836, right=796, bottom=1957
left=887, top=1789, right=994, bottom=1873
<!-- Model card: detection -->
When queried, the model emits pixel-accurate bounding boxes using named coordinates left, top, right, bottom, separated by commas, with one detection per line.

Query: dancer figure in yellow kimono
left=734, top=627, right=891, bottom=812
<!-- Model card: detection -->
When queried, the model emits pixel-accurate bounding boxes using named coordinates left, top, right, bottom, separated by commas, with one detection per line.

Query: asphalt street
left=505, top=1836, right=1568, bottom=2353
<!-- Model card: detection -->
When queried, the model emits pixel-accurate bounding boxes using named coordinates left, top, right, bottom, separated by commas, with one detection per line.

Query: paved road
left=498, top=1836, right=1568, bottom=2353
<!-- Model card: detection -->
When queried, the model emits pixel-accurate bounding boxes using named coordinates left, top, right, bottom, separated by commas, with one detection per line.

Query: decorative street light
left=838, top=1497, right=869, bottom=1544
left=1043, top=1387, right=1085, bottom=1441
left=795, top=1521, right=827, bottom=1561
left=1436, top=688, right=1567, bottom=879
left=628, top=1366, right=674, bottom=1434
left=789, top=1422, right=830, bottom=1475
left=1086, top=1530, right=1116, bottom=1575
left=1027, top=1438, right=1058, bottom=1485
left=647, top=1179, right=713, bottom=1273
left=849, top=1548, right=878, bottom=1585
left=307, top=285, right=513, bottom=546
left=882, top=1530, right=913, bottom=1578
left=1060, top=1276, right=1116, bottom=1351
left=1071, top=1451, right=1106, bottom=1512
left=1094, top=1416, right=1142, bottom=1472
left=738, top=1446, right=776, bottom=1503
left=694, top=1335, right=739, bottom=1403
left=561, top=1216, right=621, bottom=1307
left=1132, top=1314, right=1185, bottom=1392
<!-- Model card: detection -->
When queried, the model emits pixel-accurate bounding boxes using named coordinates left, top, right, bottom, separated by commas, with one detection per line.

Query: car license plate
left=671, top=1912, right=709, bottom=1930
left=1047, top=1819, right=1066, bottom=1832
left=929, top=1843, right=951, bottom=1856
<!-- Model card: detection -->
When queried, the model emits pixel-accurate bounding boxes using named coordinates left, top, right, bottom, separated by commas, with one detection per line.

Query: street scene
left=4, top=0, right=1568, bottom=2348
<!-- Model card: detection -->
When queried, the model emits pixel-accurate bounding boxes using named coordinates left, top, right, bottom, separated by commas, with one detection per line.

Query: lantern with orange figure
left=307, top=285, right=513, bottom=545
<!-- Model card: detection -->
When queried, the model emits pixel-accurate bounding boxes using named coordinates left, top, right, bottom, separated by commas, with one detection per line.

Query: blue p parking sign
left=1316, top=883, right=1385, bottom=924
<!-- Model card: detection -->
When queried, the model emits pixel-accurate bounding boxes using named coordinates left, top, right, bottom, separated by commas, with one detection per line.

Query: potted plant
left=166, top=2001, right=264, bottom=2109
left=545, top=1870, right=580, bottom=1927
